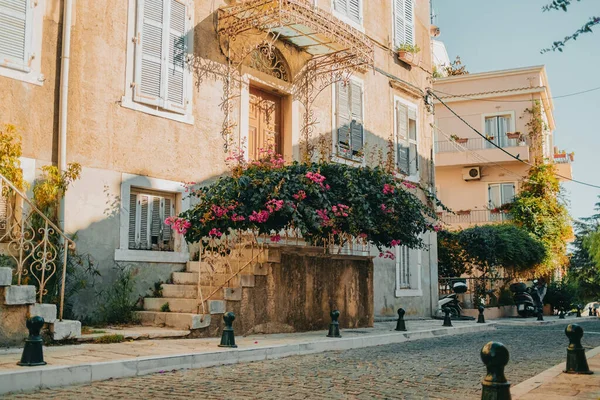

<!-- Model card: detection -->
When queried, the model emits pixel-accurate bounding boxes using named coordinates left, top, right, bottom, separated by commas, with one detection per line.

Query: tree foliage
left=437, top=224, right=546, bottom=278
left=508, top=164, right=572, bottom=275
left=0, top=124, right=25, bottom=191
left=541, top=0, right=599, bottom=53
left=182, top=158, right=440, bottom=250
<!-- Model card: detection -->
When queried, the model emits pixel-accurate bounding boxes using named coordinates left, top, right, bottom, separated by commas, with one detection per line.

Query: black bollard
left=564, top=324, right=593, bottom=374
left=576, top=305, right=582, bottom=318
left=395, top=308, right=407, bottom=331
left=477, top=306, right=486, bottom=324
left=480, top=342, right=511, bottom=400
left=559, top=309, right=565, bottom=319
left=18, top=316, right=47, bottom=367
left=327, top=310, right=342, bottom=338
left=537, top=308, right=544, bottom=321
left=218, top=312, right=237, bottom=348
left=442, top=307, right=452, bottom=327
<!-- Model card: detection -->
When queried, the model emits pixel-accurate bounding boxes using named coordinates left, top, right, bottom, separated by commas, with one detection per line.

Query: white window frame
left=331, top=76, right=366, bottom=165
left=115, top=173, right=190, bottom=263
left=393, top=95, right=420, bottom=182
left=121, top=0, right=195, bottom=124
left=392, top=0, right=415, bottom=48
left=395, top=245, right=422, bottom=297
left=0, top=0, right=44, bottom=85
left=487, top=182, right=516, bottom=208
left=481, top=110, right=516, bottom=147
left=331, top=0, right=364, bottom=32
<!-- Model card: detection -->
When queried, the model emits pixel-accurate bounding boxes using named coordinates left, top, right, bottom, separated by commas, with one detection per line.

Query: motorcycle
left=438, top=281, right=468, bottom=318
left=510, top=280, right=545, bottom=317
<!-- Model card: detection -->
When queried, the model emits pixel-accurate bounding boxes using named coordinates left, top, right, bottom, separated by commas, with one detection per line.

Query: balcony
left=435, top=136, right=530, bottom=167
left=438, top=209, right=512, bottom=229
left=552, top=152, right=574, bottom=181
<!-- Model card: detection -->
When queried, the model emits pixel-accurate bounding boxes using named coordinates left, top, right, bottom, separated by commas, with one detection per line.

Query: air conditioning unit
left=462, top=166, right=481, bottom=181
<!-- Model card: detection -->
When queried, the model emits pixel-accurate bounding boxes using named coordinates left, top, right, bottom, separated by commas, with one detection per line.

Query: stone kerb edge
left=0, top=322, right=496, bottom=396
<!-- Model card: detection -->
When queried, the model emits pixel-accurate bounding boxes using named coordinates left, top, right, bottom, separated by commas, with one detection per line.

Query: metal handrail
left=0, top=172, right=75, bottom=320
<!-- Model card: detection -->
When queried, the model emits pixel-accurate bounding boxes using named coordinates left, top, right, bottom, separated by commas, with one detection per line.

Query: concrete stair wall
left=138, top=247, right=280, bottom=332
left=0, top=267, right=81, bottom=343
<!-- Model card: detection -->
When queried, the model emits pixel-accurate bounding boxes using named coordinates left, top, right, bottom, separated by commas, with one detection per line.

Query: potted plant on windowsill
left=569, top=152, right=575, bottom=162
left=397, top=43, right=421, bottom=66
left=450, top=134, right=468, bottom=144
left=486, top=135, right=495, bottom=141
left=456, top=209, right=471, bottom=216
left=507, top=131, right=521, bottom=140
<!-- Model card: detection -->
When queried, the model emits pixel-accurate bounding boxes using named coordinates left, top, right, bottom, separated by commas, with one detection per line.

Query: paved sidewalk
left=0, top=319, right=494, bottom=396
left=512, top=345, right=600, bottom=399
left=495, top=315, right=589, bottom=327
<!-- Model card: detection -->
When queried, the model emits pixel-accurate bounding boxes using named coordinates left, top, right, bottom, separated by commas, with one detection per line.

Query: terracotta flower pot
left=455, top=138, right=468, bottom=144
left=398, top=51, right=417, bottom=66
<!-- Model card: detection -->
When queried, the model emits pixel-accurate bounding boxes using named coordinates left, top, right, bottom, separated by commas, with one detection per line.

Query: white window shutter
left=350, top=81, right=363, bottom=155
left=134, top=0, right=165, bottom=107
left=333, top=0, right=348, bottom=16
left=0, top=0, right=32, bottom=72
left=404, top=0, right=414, bottom=45
left=163, top=197, right=173, bottom=242
left=348, top=0, right=361, bottom=24
left=139, top=194, right=150, bottom=249
left=128, top=192, right=138, bottom=249
left=396, top=102, right=409, bottom=174
left=393, top=0, right=405, bottom=48
left=336, top=82, right=351, bottom=151
left=163, top=0, right=188, bottom=114
left=150, top=196, right=161, bottom=244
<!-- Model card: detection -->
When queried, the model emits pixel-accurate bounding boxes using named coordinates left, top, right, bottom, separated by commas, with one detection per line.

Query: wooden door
left=248, top=87, right=282, bottom=160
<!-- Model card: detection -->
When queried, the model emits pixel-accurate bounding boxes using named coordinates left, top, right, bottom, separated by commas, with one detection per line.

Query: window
left=0, top=0, right=32, bottom=72
left=335, top=81, right=364, bottom=160
left=0, top=0, right=43, bottom=84
left=128, top=189, right=175, bottom=251
left=123, top=0, right=193, bottom=121
left=485, top=115, right=516, bottom=148
left=395, top=245, right=422, bottom=296
left=396, top=99, right=418, bottom=177
left=393, top=0, right=414, bottom=48
left=396, top=246, right=410, bottom=289
left=488, top=183, right=515, bottom=208
left=333, top=0, right=362, bottom=25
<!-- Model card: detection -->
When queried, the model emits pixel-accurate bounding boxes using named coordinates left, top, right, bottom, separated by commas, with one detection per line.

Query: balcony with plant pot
left=552, top=148, right=574, bottom=180
left=434, top=133, right=530, bottom=167
left=397, top=43, right=421, bottom=67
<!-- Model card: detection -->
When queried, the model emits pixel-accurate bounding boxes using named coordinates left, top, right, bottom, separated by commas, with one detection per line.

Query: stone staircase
left=137, top=246, right=278, bottom=332
left=0, top=267, right=81, bottom=345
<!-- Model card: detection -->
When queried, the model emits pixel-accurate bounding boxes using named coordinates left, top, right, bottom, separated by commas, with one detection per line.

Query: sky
left=432, top=0, right=600, bottom=221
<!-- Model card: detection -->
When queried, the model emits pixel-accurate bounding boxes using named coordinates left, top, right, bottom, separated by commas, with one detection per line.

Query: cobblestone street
left=6, top=320, right=600, bottom=400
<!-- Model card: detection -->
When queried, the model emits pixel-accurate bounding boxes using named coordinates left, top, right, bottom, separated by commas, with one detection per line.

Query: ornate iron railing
left=438, top=209, right=512, bottom=225
left=0, top=173, right=75, bottom=320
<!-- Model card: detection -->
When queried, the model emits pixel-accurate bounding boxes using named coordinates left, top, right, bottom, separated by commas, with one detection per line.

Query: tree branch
left=541, top=16, right=600, bottom=53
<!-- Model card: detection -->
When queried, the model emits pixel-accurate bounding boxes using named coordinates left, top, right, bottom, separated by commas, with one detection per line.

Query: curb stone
left=0, top=323, right=496, bottom=395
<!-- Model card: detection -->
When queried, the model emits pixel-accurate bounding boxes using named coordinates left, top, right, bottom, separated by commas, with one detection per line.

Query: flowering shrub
left=181, top=161, right=440, bottom=250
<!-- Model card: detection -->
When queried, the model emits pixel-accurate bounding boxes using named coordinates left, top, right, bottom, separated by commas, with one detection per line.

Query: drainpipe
left=58, top=0, right=73, bottom=231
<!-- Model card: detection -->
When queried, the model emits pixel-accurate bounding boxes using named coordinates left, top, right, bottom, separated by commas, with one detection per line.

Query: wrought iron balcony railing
left=435, top=135, right=524, bottom=153
left=438, top=209, right=512, bottom=225
left=0, top=173, right=75, bottom=321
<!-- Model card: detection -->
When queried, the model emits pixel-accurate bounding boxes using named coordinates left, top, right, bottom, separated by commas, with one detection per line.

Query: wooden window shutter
left=139, top=194, right=150, bottom=249
left=404, top=0, right=414, bottom=45
left=134, top=0, right=166, bottom=107
left=393, top=0, right=405, bottom=48
left=150, top=196, right=162, bottom=247
left=128, top=192, right=138, bottom=249
left=350, top=81, right=363, bottom=156
left=336, top=82, right=351, bottom=151
left=408, top=107, right=418, bottom=175
left=348, top=0, right=361, bottom=24
left=333, top=0, right=348, bottom=16
left=396, top=101, right=409, bottom=174
left=163, top=197, right=173, bottom=242
left=0, top=0, right=32, bottom=72
left=164, top=0, right=187, bottom=114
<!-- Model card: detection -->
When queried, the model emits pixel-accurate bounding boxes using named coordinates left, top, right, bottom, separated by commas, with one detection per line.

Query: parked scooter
left=438, top=281, right=468, bottom=318
left=510, top=280, right=546, bottom=317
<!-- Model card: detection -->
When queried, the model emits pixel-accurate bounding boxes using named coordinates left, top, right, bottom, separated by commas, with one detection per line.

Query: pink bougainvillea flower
left=231, top=213, right=245, bottom=222
left=249, top=210, right=270, bottom=223
left=390, top=239, right=402, bottom=247
left=266, top=199, right=284, bottom=213
left=164, top=217, right=191, bottom=235
left=402, top=181, right=417, bottom=189
left=208, top=228, right=222, bottom=238
left=383, top=183, right=395, bottom=194
left=211, top=204, right=229, bottom=218
left=378, top=250, right=396, bottom=260
left=270, top=234, right=281, bottom=243
left=292, top=190, right=307, bottom=201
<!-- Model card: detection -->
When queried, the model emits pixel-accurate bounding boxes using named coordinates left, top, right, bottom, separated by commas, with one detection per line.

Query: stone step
left=161, top=284, right=197, bottom=299
left=144, top=297, right=198, bottom=313
left=2, top=285, right=36, bottom=305
left=29, top=303, right=57, bottom=324
left=208, top=299, right=226, bottom=314
left=136, top=311, right=211, bottom=330
left=51, top=320, right=82, bottom=340
left=198, top=286, right=224, bottom=300
left=172, top=272, right=198, bottom=285
left=241, top=274, right=255, bottom=287
left=186, top=261, right=211, bottom=273
left=199, top=273, right=240, bottom=287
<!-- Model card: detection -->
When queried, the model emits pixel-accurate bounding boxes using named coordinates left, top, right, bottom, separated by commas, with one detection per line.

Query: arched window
left=249, top=45, right=291, bottom=82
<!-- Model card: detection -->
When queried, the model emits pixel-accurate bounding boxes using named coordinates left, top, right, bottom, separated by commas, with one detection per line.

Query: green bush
left=98, top=265, right=138, bottom=325
left=498, top=289, right=515, bottom=306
